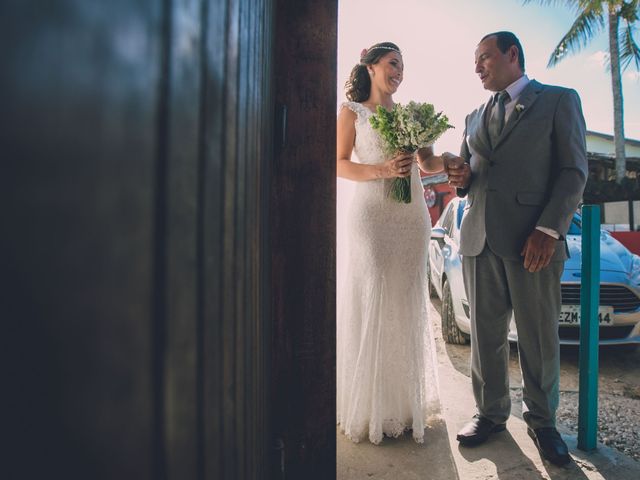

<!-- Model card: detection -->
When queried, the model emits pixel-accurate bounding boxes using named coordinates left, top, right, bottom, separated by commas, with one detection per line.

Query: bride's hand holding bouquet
left=370, top=101, right=453, bottom=203
left=380, top=152, right=413, bottom=179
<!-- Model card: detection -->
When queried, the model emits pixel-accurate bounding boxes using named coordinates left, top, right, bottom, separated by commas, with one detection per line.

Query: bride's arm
left=416, top=146, right=445, bottom=173
left=416, top=147, right=462, bottom=174
left=336, top=108, right=409, bottom=181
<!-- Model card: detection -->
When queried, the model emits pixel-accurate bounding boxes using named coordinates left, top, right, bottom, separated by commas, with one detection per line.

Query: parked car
left=428, top=197, right=640, bottom=346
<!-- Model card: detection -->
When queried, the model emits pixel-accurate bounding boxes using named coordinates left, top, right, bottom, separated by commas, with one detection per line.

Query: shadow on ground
left=457, top=429, right=594, bottom=480
left=337, top=416, right=459, bottom=480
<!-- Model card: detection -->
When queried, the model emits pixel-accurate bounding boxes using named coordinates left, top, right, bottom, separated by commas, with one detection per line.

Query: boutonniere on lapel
left=515, top=104, right=525, bottom=113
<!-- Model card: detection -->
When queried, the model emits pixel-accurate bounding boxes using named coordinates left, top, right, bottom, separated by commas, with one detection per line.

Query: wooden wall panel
left=1, top=1, right=162, bottom=478
left=203, top=0, right=273, bottom=478
left=164, top=0, right=203, bottom=478
left=271, top=0, right=338, bottom=478
left=1, top=0, right=274, bottom=478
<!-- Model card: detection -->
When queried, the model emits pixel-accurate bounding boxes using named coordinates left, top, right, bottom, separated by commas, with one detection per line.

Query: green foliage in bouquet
left=370, top=102, right=453, bottom=203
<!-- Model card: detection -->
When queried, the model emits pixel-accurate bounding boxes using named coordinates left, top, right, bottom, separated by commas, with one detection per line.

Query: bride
left=336, top=42, right=448, bottom=444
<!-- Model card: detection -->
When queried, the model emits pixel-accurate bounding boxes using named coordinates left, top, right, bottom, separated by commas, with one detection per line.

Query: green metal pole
left=578, top=205, right=600, bottom=451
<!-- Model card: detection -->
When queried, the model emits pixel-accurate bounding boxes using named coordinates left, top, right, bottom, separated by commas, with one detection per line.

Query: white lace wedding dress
left=337, top=101, right=440, bottom=445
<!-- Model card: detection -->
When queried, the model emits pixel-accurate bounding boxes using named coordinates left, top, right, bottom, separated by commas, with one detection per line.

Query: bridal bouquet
left=370, top=101, right=453, bottom=203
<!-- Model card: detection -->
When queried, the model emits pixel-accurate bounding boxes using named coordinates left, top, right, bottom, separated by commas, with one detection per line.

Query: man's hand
left=521, top=229, right=557, bottom=273
left=443, top=153, right=471, bottom=189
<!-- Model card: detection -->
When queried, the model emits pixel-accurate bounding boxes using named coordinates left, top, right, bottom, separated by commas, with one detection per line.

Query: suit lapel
left=467, top=99, right=492, bottom=158
left=494, top=80, right=544, bottom=149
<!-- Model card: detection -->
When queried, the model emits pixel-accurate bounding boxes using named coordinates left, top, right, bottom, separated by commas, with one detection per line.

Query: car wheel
left=427, top=262, right=438, bottom=298
left=441, top=279, right=468, bottom=345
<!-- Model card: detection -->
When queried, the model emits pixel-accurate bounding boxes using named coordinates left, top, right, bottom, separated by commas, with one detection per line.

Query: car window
left=437, top=203, right=451, bottom=228
left=441, top=204, right=454, bottom=234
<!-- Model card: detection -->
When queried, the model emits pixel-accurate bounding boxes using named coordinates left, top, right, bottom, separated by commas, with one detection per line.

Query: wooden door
left=1, top=0, right=337, bottom=478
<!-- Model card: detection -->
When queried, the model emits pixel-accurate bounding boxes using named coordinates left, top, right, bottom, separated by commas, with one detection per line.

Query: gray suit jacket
left=458, top=80, right=588, bottom=261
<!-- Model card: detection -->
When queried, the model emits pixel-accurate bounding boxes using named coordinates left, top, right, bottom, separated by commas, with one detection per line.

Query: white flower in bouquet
left=370, top=101, right=453, bottom=203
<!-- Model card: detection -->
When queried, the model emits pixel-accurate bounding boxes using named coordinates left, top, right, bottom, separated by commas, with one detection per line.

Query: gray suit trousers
left=462, top=244, right=563, bottom=429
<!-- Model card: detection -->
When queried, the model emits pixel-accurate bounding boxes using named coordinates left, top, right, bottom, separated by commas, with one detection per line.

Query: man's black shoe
left=456, top=415, right=506, bottom=446
left=527, top=427, right=571, bottom=466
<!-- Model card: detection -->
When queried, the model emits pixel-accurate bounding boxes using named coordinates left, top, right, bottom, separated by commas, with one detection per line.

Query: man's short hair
left=481, top=31, right=525, bottom=71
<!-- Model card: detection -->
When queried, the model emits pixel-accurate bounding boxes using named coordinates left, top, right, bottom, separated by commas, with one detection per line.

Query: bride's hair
left=345, top=42, right=402, bottom=102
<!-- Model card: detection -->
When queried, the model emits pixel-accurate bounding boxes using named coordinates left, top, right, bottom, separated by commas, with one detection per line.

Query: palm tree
left=524, top=1, right=640, bottom=183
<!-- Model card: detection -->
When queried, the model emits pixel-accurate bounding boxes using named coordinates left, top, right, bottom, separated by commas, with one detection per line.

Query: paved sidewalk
left=337, top=302, right=640, bottom=480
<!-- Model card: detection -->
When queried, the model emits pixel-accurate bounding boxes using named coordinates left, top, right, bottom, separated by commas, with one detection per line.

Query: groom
left=446, top=31, right=587, bottom=465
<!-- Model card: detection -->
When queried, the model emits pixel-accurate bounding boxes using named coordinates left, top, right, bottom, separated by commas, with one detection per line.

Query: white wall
left=587, top=134, right=640, bottom=157
left=603, top=200, right=640, bottom=231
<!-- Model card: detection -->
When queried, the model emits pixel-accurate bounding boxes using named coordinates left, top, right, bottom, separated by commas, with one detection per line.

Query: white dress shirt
left=502, top=74, right=529, bottom=121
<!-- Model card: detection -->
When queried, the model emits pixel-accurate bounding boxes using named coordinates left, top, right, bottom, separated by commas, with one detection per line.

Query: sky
left=337, top=0, right=640, bottom=154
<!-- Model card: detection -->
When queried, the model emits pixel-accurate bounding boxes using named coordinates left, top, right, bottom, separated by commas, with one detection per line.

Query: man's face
left=474, top=36, right=517, bottom=92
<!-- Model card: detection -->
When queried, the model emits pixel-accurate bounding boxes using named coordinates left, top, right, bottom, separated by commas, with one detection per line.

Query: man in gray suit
left=447, top=31, right=587, bottom=466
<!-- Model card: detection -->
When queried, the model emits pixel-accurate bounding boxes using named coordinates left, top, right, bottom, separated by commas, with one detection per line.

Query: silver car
left=428, top=197, right=640, bottom=346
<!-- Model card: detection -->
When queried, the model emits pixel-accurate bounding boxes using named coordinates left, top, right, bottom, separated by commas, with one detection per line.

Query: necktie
left=488, top=90, right=510, bottom=146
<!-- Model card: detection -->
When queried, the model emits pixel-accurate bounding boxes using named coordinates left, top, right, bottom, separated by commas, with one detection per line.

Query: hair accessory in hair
left=367, top=45, right=402, bottom=55
left=360, top=48, right=368, bottom=60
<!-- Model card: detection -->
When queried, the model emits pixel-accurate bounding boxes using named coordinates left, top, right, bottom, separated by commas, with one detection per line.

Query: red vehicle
left=421, top=172, right=456, bottom=226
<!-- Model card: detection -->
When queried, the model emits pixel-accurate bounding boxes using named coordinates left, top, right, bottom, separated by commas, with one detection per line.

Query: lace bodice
left=341, top=101, right=386, bottom=165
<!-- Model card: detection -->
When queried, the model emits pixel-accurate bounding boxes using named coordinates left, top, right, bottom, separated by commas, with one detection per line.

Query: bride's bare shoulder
left=338, top=103, right=358, bottom=123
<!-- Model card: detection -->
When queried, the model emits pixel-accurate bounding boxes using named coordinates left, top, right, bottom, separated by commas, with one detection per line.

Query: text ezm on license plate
left=559, top=304, right=613, bottom=325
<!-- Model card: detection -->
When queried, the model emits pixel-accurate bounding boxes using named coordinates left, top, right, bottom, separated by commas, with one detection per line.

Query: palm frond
left=522, top=0, right=581, bottom=7
left=619, top=0, right=639, bottom=23
left=547, top=7, right=606, bottom=67
left=522, top=1, right=607, bottom=10
left=577, top=0, right=604, bottom=9
left=620, top=21, right=640, bottom=70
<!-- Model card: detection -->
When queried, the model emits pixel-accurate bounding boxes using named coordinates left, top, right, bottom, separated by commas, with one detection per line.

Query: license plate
left=559, top=305, right=613, bottom=325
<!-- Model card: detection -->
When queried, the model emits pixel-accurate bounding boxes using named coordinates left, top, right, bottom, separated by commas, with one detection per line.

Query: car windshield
left=568, top=215, right=581, bottom=235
